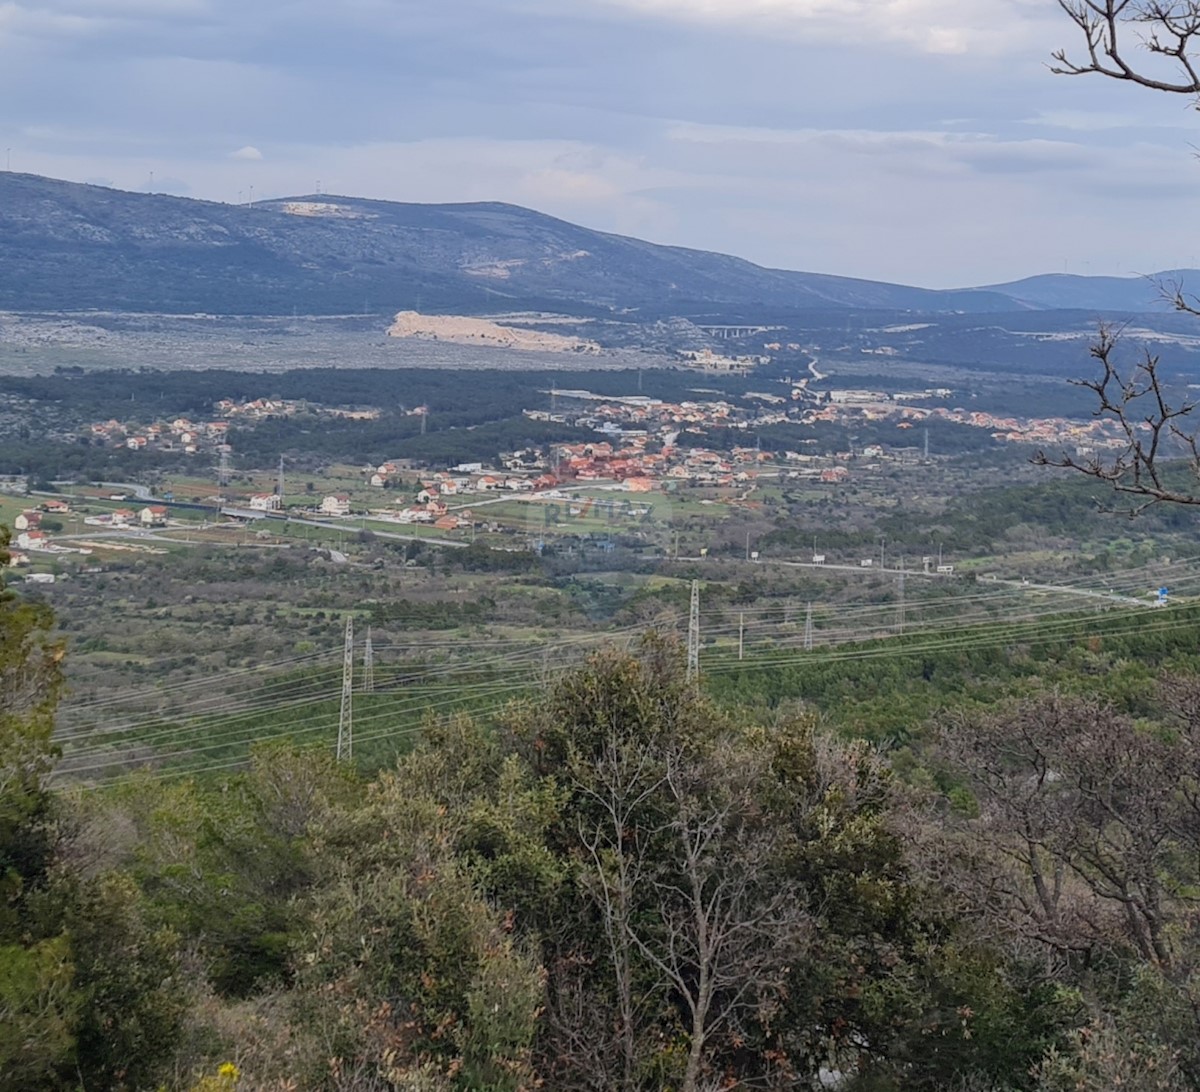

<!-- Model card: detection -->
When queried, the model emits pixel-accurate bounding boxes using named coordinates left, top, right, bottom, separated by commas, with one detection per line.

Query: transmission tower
left=276, top=454, right=285, bottom=498
left=362, top=626, right=375, bottom=693
left=337, top=616, right=354, bottom=762
left=216, top=444, right=232, bottom=507
left=803, top=602, right=814, bottom=652
left=686, top=580, right=700, bottom=682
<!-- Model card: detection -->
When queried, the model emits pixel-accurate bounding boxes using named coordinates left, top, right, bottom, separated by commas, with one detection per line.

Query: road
left=281, top=516, right=469, bottom=549
left=671, top=555, right=1150, bottom=608
left=988, top=576, right=1146, bottom=608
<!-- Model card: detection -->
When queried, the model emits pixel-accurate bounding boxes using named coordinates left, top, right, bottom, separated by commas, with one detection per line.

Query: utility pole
left=363, top=626, right=374, bottom=693
left=738, top=611, right=744, bottom=661
left=803, top=602, right=814, bottom=652
left=897, top=570, right=905, bottom=635
left=687, top=580, right=700, bottom=683
left=216, top=445, right=231, bottom=512
left=745, top=530, right=751, bottom=561
left=337, top=616, right=354, bottom=762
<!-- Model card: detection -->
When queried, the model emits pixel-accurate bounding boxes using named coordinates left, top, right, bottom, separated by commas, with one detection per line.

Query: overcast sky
left=2, top=0, right=1197, bottom=286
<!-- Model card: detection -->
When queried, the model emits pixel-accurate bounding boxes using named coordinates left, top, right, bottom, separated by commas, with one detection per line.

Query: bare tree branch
left=1032, top=323, right=1200, bottom=512
left=1053, top=0, right=1200, bottom=95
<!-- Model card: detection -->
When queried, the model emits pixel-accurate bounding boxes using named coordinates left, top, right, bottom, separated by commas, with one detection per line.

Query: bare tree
left=934, top=693, right=1200, bottom=972
left=1042, top=3, right=1200, bottom=507
left=570, top=732, right=668, bottom=1092
left=629, top=739, right=808, bottom=1092
left=1053, top=1, right=1200, bottom=94
left=1032, top=324, right=1200, bottom=512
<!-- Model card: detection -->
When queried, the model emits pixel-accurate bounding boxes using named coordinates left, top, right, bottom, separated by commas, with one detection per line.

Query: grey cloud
left=1, top=0, right=1197, bottom=285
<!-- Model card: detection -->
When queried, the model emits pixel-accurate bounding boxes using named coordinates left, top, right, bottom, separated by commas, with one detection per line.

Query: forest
left=6, top=511, right=1200, bottom=1092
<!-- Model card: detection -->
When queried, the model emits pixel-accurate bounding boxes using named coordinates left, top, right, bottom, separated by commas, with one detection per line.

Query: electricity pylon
left=687, top=580, right=700, bottom=682
left=337, top=616, right=353, bottom=762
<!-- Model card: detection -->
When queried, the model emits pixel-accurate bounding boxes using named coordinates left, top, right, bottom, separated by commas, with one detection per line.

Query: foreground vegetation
left=7, top=515, right=1200, bottom=1090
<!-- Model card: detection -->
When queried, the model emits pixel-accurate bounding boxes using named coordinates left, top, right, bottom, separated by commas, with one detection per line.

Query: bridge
left=694, top=324, right=775, bottom=340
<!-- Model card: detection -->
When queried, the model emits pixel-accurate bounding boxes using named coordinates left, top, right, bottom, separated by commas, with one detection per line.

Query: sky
left=1, top=0, right=1198, bottom=287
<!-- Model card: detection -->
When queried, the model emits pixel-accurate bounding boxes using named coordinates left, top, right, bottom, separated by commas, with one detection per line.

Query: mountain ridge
left=0, top=172, right=1188, bottom=318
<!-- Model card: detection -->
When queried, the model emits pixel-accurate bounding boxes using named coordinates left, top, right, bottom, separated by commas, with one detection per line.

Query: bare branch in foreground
left=1032, top=324, right=1200, bottom=513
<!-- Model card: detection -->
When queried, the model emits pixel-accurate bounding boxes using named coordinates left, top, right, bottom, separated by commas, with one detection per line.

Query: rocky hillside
left=0, top=173, right=1026, bottom=318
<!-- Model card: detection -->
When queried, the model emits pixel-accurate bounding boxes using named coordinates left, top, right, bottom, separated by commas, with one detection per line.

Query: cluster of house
left=315, top=488, right=469, bottom=531
left=9, top=501, right=67, bottom=557
left=88, top=416, right=230, bottom=455
left=529, top=393, right=742, bottom=434
left=88, top=396, right=388, bottom=456
left=214, top=398, right=302, bottom=419
left=552, top=439, right=777, bottom=489
left=9, top=499, right=170, bottom=564
left=677, top=348, right=771, bottom=371
left=84, top=505, right=169, bottom=528
left=6, top=496, right=169, bottom=571
left=213, top=398, right=380, bottom=422
left=789, top=386, right=1129, bottom=449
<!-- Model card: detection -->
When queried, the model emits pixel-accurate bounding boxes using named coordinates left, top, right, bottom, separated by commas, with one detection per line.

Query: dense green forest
left=6, top=514, right=1200, bottom=1090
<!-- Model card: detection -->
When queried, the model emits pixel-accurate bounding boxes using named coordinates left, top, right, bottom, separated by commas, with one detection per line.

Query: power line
left=363, top=626, right=375, bottom=694
left=60, top=604, right=1200, bottom=786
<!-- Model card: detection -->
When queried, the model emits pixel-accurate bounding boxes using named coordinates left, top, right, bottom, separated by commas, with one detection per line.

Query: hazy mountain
left=3, top=173, right=1196, bottom=321
left=0, top=173, right=1022, bottom=317
left=978, top=271, right=1200, bottom=313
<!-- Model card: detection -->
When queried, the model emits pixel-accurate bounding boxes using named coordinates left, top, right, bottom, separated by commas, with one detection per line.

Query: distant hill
left=2, top=172, right=1196, bottom=320
left=977, top=272, right=1200, bottom=313
left=0, top=173, right=1023, bottom=317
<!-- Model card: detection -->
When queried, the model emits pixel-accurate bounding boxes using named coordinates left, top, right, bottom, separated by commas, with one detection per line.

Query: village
left=84, top=397, right=380, bottom=455
left=0, top=374, right=1134, bottom=581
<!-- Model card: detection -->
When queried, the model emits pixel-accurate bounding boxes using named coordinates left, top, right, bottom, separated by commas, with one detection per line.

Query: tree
left=0, top=526, right=64, bottom=918
left=1032, top=325, right=1200, bottom=512
left=935, top=691, right=1200, bottom=970
left=0, top=527, right=190, bottom=1089
left=289, top=761, right=544, bottom=1092
left=1052, top=1, right=1200, bottom=95
left=1039, top=3, right=1200, bottom=509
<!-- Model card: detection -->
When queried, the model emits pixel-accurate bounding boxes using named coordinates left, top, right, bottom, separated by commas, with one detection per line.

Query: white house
left=16, top=530, right=48, bottom=550
left=140, top=506, right=168, bottom=527
left=13, top=511, right=40, bottom=531
left=249, top=493, right=281, bottom=512
left=320, top=494, right=352, bottom=516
